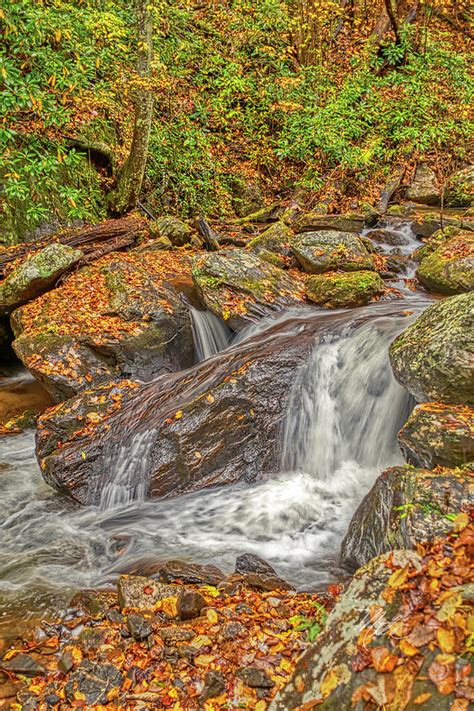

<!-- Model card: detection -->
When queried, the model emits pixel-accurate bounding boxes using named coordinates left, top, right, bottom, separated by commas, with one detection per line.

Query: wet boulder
left=398, top=403, right=474, bottom=469
left=417, top=232, right=474, bottom=294
left=117, top=575, right=179, bottom=611
left=306, top=270, right=384, bottom=308
left=149, top=216, right=193, bottom=246
left=0, top=243, right=83, bottom=315
left=247, top=222, right=297, bottom=269
left=340, top=465, right=471, bottom=571
left=295, top=213, right=365, bottom=234
left=292, top=231, right=375, bottom=274
left=389, top=292, right=474, bottom=405
left=12, top=250, right=195, bottom=401
left=445, top=164, right=474, bottom=207
left=157, top=560, right=224, bottom=586
left=191, top=249, right=305, bottom=330
left=406, top=164, right=440, bottom=205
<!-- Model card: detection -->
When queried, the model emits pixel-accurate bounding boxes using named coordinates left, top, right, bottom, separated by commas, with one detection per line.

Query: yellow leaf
left=191, top=635, right=212, bottom=649
left=206, top=394, right=215, bottom=404
left=414, top=692, right=432, bottom=704
left=437, top=593, right=462, bottom=621
left=452, top=512, right=469, bottom=532
left=387, top=566, right=410, bottom=588
left=195, top=654, right=216, bottom=666
left=320, top=664, right=350, bottom=698
left=255, top=702, right=266, bottom=711
left=206, top=609, right=218, bottom=624
left=174, top=410, right=183, bottom=419
left=399, top=639, right=419, bottom=657
left=437, top=628, right=455, bottom=653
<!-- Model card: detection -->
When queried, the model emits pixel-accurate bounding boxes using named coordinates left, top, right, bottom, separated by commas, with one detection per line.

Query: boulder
left=271, top=538, right=473, bottom=710
left=306, top=270, right=385, bottom=308
left=389, top=292, right=474, bottom=405
left=417, top=232, right=474, bottom=294
left=12, top=249, right=195, bottom=401
left=117, top=575, right=179, bottom=611
left=149, top=216, right=193, bottom=246
left=231, top=179, right=265, bottom=218
left=445, top=165, right=474, bottom=207
left=411, top=213, right=473, bottom=239
left=295, top=213, right=365, bottom=234
left=340, top=465, right=471, bottom=570
left=398, top=403, right=474, bottom=469
left=157, top=560, right=224, bottom=586
left=177, top=589, right=206, bottom=620
left=0, top=243, right=83, bottom=315
left=406, top=164, right=440, bottom=205
left=292, top=231, right=375, bottom=274
left=191, top=249, right=305, bottom=330
left=247, top=222, right=297, bottom=269
left=414, top=226, right=463, bottom=260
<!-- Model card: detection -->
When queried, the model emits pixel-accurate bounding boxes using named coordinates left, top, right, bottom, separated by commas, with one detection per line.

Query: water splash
left=190, top=306, right=231, bottom=361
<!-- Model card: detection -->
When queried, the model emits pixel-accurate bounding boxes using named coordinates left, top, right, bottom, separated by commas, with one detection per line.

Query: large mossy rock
left=247, top=222, right=296, bottom=269
left=406, top=164, right=440, bottom=206
left=149, top=216, right=193, bottom=247
left=12, top=249, right=195, bottom=401
left=417, top=232, right=474, bottom=294
left=445, top=165, right=474, bottom=207
left=271, top=528, right=473, bottom=710
left=306, top=270, right=384, bottom=308
left=398, top=403, right=474, bottom=469
left=191, top=250, right=305, bottom=331
left=292, top=230, right=375, bottom=274
left=0, top=243, right=83, bottom=315
left=389, top=293, right=474, bottom=405
left=340, top=465, right=471, bottom=571
left=295, top=213, right=365, bottom=234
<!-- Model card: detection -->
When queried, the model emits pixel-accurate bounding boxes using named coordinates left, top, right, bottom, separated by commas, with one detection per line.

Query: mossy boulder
left=411, top=212, right=474, bottom=238
left=445, top=165, right=474, bottom=207
left=306, top=270, right=384, bottom=308
left=340, top=465, right=471, bottom=571
left=247, top=222, right=296, bottom=269
left=0, top=243, right=83, bottom=315
left=292, top=230, right=375, bottom=274
left=230, top=179, right=265, bottom=218
left=398, top=403, right=474, bottom=469
left=295, top=213, right=365, bottom=234
left=414, top=226, right=463, bottom=260
left=389, top=293, right=474, bottom=405
left=191, top=250, right=305, bottom=330
left=406, top=164, right=440, bottom=205
left=417, top=232, right=474, bottom=294
left=149, top=216, right=193, bottom=246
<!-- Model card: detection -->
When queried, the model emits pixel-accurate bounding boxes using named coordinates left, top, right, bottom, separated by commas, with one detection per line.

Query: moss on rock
left=306, top=270, right=384, bottom=308
left=292, top=230, right=375, bottom=274
left=417, top=232, right=474, bottom=294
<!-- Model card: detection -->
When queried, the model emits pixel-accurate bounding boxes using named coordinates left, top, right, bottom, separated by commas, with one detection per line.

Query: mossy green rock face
left=292, top=230, right=375, bottom=274
left=389, top=293, right=474, bottom=405
left=149, top=216, right=193, bottom=246
left=445, top=165, right=474, bottom=207
left=0, top=243, right=83, bottom=315
left=399, top=403, right=474, bottom=469
left=192, top=250, right=305, bottom=331
left=417, top=232, right=474, bottom=294
left=306, top=270, right=384, bottom=308
left=340, top=465, right=471, bottom=570
left=247, top=222, right=296, bottom=269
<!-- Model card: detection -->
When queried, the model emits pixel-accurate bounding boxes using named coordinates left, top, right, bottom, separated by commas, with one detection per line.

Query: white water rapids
left=0, top=221, right=430, bottom=624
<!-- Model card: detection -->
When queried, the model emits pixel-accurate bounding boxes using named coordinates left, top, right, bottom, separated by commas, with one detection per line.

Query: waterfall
left=190, top=306, right=232, bottom=361
left=99, top=430, right=157, bottom=509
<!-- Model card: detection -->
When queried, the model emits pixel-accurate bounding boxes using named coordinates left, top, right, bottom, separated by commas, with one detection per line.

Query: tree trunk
left=110, top=0, right=154, bottom=215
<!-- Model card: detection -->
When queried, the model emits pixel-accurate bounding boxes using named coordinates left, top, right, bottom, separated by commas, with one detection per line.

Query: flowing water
left=190, top=306, right=232, bottom=360
left=0, top=222, right=430, bottom=627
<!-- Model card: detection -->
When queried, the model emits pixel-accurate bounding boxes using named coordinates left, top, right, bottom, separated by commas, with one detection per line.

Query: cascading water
left=190, top=306, right=232, bottom=361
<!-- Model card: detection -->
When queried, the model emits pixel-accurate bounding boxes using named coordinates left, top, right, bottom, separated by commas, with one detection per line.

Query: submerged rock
left=306, top=270, right=384, bottom=308
left=0, top=243, right=83, bottom=315
left=247, top=222, right=296, bottom=269
left=389, top=292, right=474, bottom=405
left=191, top=249, right=305, bottom=330
left=398, top=402, right=474, bottom=469
left=406, top=164, right=440, bottom=205
left=417, top=232, right=474, bottom=294
left=12, top=250, right=195, bottom=401
left=292, top=231, right=375, bottom=274
left=340, top=465, right=471, bottom=570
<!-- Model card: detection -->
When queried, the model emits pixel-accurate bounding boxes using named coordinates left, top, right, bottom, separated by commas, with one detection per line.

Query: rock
left=295, top=213, right=365, bottom=234
left=0, top=243, right=83, bottom=316
left=201, top=670, right=226, bottom=701
left=398, top=403, right=474, bottom=469
left=406, top=164, right=440, bottom=205
left=235, top=553, right=277, bottom=577
left=157, top=560, right=224, bottom=586
left=134, top=236, right=173, bottom=252
left=292, top=231, right=375, bottom=274
left=231, top=180, right=265, bottom=218
left=12, top=250, right=195, bottom=401
left=177, top=589, right=206, bottom=620
left=445, top=165, right=474, bottom=207
left=57, top=650, right=75, bottom=674
left=64, top=661, right=122, bottom=706
left=340, top=465, right=471, bottom=571
left=389, top=292, right=474, bottom=405
left=417, top=232, right=474, bottom=294
left=117, top=575, right=179, bottom=611
left=237, top=204, right=284, bottom=224
left=243, top=573, right=294, bottom=592
left=415, top=226, right=463, bottom=260
left=222, top=621, right=245, bottom=640
left=411, top=213, right=473, bottom=239
left=306, top=270, right=385, bottom=308
left=69, top=589, right=117, bottom=619
left=247, top=222, right=297, bottom=269
left=156, top=626, right=194, bottom=643
left=0, top=653, right=46, bottom=677
left=191, top=249, right=305, bottom=330
left=236, top=666, right=274, bottom=689
left=149, top=216, right=193, bottom=246
left=77, top=627, right=112, bottom=653
left=126, top=612, right=153, bottom=641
